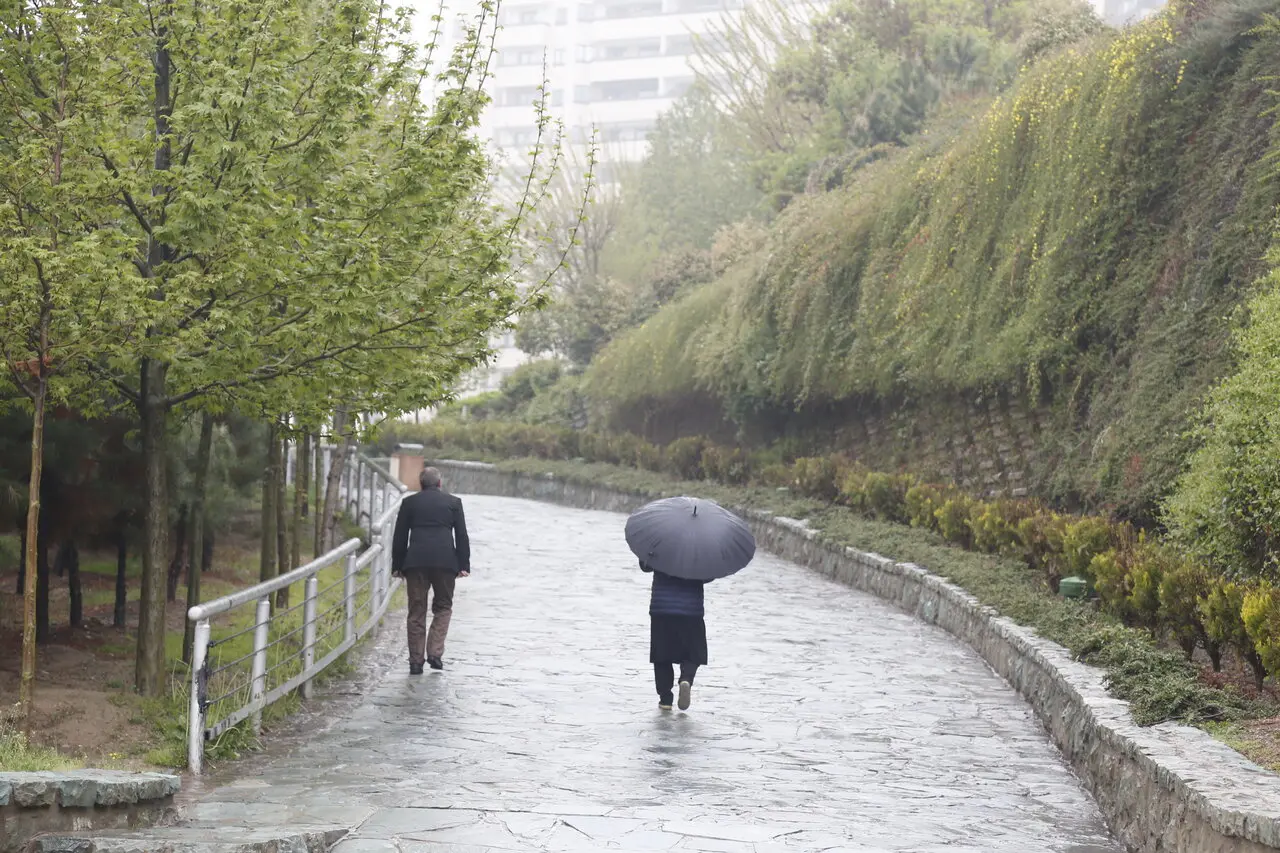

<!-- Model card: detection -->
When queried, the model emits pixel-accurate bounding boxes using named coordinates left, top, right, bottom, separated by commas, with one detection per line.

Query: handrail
left=188, top=538, right=362, bottom=621
left=186, top=443, right=408, bottom=774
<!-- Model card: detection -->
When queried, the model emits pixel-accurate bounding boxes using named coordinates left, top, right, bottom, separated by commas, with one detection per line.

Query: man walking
left=391, top=467, right=470, bottom=674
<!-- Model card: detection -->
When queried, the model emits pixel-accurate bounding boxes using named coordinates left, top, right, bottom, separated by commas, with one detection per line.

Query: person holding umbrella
left=626, top=496, right=756, bottom=711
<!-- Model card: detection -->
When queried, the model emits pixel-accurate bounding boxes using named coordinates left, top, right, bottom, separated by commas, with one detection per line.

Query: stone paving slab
left=180, top=495, right=1120, bottom=852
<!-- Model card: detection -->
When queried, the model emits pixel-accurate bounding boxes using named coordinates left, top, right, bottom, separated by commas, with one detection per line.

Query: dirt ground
left=0, top=537, right=262, bottom=769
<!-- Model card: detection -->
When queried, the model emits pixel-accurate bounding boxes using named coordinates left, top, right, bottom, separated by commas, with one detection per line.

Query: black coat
left=391, top=486, right=470, bottom=574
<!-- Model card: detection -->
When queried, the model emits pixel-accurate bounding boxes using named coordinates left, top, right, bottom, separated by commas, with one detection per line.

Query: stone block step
left=25, top=826, right=347, bottom=853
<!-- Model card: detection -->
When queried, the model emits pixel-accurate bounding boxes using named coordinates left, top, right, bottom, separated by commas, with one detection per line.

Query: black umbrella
left=624, top=496, right=756, bottom=581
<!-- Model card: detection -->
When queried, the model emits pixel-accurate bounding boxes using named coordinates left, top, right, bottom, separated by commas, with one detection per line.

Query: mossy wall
left=585, top=3, right=1280, bottom=521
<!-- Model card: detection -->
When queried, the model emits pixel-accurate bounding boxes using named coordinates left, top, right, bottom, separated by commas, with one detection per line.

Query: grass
left=446, top=453, right=1280, bottom=746
left=0, top=712, right=82, bottom=772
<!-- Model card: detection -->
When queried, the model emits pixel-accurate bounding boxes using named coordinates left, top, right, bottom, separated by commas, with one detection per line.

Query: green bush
left=1201, top=581, right=1267, bottom=690
left=1242, top=581, right=1280, bottom=682
left=664, top=436, right=707, bottom=480
left=791, top=456, right=846, bottom=502
left=935, top=495, right=979, bottom=549
left=904, top=483, right=949, bottom=531
left=1063, top=517, right=1122, bottom=581
left=702, top=444, right=751, bottom=485
left=969, top=499, right=1035, bottom=555
left=1014, top=511, right=1070, bottom=579
left=1159, top=558, right=1219, bottom=667
left=863, top=472, right=913, bottom=523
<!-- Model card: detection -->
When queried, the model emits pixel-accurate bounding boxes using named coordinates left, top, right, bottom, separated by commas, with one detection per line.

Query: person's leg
left=654, top=663, right=675, bottom=708
left=677, top=662, right=698, bottom=710
left=425, top=568, right=456, bottom=666
left=405, top=572, right=429, bottom=671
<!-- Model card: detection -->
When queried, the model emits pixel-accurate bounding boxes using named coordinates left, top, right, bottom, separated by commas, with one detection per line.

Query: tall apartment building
left=424, top=0, right=751, bottom=180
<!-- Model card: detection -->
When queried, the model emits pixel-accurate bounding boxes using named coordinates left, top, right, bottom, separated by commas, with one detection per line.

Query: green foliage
left=665, top=437, right=708, bottom=481
left=1200, top=581, right=1267, bottom=689
left=588, top=2, right=1280, bottom=519
left=0, top=717, right=79, bottom=771
left=1241, top=581, right=1280, bottom=680
left=1158, top=557, right=1216, bottom=663
left=1165, top=246, right=1280, bottom=582
left=1063, top=518, right=1122, bottom=581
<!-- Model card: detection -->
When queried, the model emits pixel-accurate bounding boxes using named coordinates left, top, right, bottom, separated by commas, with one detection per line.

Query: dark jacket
left=392, top=486, right=470, bottom=574
left=641, top=560, right=707, bottom=617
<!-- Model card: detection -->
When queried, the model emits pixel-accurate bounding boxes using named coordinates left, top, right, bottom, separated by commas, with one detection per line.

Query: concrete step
left=26, top=826, right=347, bottom=853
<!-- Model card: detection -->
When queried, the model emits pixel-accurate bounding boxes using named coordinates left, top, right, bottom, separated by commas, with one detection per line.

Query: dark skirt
left=650, top=614, right=708, bottom=665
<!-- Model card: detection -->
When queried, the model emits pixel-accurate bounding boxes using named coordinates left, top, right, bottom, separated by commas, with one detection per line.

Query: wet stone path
left=187, top=494, right=1122, bottom=853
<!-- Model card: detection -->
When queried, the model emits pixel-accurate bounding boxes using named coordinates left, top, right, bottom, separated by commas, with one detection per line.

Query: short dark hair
left=419, top=466, right=442, bottom=489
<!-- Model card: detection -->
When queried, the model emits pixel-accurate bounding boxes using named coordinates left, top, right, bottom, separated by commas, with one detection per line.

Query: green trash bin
left=1059, top=576, right=1088, bottom=600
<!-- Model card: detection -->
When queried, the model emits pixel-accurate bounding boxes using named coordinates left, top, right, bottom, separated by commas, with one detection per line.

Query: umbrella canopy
left=625, top=496, right=756, bottom=581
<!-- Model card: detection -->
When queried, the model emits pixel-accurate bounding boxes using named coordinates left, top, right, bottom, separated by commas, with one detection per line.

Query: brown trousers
left=405, top=569, right=456, bottom=664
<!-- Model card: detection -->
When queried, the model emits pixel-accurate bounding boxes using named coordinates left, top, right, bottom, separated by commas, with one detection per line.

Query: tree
left=0, top=0, right=155, bottom=721
left=62, top=0, right=571, bottom=695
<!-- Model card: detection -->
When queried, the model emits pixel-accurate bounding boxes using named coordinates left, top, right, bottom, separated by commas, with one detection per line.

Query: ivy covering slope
left=585, top=0, right=1280, bottom=520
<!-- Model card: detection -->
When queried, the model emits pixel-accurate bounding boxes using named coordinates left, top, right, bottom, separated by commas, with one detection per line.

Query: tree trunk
left=275, top=423, right=289, bottom=608
left=294, top=433, right=308, bottom=566
left=136, top=358, right=171, bottom=696
left=313, top=431, right=323, bottom=558
left=114, top=519, right=128, bottom=628
left=321, top=410, right=353, bottom=552
left=166, top=502, right=188, bottom=602
left=15, top=525, right=25, bottom=596
left=20, top=379, right=47, bottom=726
left=202, top=529, right=214, bottom=573
left=36, top=513, right=50, bottom=644
left=65, top=542, right=82, bottom=627
left=183, top=413, right=214, bottom=664
left=260, top=421, right=278, bottom=584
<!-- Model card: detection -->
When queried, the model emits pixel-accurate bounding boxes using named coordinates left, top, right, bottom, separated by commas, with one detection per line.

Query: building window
left=556, top=7, right=569, bottom=23
left=498, top=85, right=542, bottom=107
left=599, top=119, right=656, bottom=142
left=496, top=126, right=540, bottom=147
left=597, top=78, right=660, bottom=100
left=577, top=3, right=594, bottom=20
left=500, top=46, right=545, bottom=66
left=599, top=0, right=663, bottom=19
left=551, top=88, right=565, bottom=106
left=553, top=48, right=566, bottom=65
left=663, top=76, right=694, bottom=98
left=596, top=37, right=662, bottom=61
left=501, top=5, right=545, bottom=25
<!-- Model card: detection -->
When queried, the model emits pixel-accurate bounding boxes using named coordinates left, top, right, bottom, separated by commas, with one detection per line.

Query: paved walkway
left=185, top=494, right=1122, bottom=853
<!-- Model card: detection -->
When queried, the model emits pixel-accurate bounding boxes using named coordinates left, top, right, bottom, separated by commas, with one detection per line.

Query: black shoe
left=409, top=663, right=424, bottom=675
left=658, top=693, right=674, bottom=710
left=427, top=657, right=444, bottom=670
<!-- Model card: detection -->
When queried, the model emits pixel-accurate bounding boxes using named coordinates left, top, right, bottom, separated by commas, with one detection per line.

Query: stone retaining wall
left=434, top=459, right=1280, bottom=853
left=1, top=771, right=180, bottom=853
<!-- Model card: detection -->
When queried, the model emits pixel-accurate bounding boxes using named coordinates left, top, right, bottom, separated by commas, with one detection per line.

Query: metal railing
left=186, top=448, right=408, bottom=773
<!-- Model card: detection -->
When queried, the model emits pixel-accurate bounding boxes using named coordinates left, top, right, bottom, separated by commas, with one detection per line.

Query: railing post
left=344, top=552, right=357, bottom=645
left=356, top=457, right=366, bottom=525
left=187, top=618, right=211, bottom=774
left=322, top=445, right=332, bottom=501
left=250, top=597, right=271, bottom=735
left=301, top=576, right=319, bottom=700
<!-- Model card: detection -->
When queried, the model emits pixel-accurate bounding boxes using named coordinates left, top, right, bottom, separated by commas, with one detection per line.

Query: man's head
left=419, top=466, right=442, bottom=490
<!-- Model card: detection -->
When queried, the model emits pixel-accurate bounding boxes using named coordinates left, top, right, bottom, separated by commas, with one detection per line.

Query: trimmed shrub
left=664, top=436, right=707, bottom=480
left=904, top=483, right=950, bottom=531
left=792, top=456, right=846, bottom=502
left=969, top=499, right=1035, bottom=555
left=935, top=495, right=979, bottom=549
left=1242, top=582, right=1280, bottom=682
left=863, top=472, right=914, bottom=523
left=1064, top=517, right=1121, bottom=581
left=702, top=444, right=751, bottom=485
left=1014, top=511, right=1071, bottom=580
left=1159, top=558, right=1219, bottom=668
left=1201, top=581, right=1267, bottom=690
